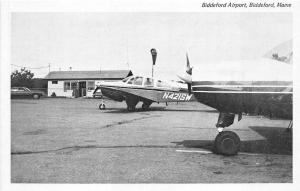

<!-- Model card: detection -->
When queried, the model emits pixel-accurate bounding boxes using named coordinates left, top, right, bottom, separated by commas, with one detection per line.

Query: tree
left=11, top=68, right=34, bottom=87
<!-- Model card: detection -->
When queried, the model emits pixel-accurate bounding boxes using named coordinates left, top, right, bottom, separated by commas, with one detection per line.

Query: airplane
left=177, top=40, right=293, bottom=156
left=93, top=75, right=196, bottom=111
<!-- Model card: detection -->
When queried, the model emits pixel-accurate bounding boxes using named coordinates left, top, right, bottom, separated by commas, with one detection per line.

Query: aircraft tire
left=142, top=103, right=149, bottom=110
left=214, top=131, right=240, bottom=156
left=127, top=106, right=135, bottom=112
left=99, top=103, right=106, bottom=110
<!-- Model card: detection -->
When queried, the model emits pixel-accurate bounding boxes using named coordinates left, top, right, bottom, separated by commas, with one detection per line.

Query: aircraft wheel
left=214, top=131, right=240, bottom=156
left=127, top=106, right=135, bottom=112
left=142, top=103, right=150, bottom=110
left=99, top=103, right=106, bottom=110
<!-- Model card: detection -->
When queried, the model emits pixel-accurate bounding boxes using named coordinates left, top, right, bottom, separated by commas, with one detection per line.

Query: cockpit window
left=156, top=80, right=169, bottom=88
left=127, top=77, right=135, bottom=84
left=122, top=76, right=131, bottom=83
left=144, top=78, right=154, bottom=87
left=133, top=76, right=143, bottom=85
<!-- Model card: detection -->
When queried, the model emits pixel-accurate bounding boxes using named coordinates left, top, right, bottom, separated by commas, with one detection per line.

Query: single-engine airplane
left=94, top=75, right=196, bottom=111
left=178, top=40, right=293, bottom=156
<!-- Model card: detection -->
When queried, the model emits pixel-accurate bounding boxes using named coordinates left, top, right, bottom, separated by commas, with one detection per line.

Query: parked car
left=11, top=87, right=44, bottom=99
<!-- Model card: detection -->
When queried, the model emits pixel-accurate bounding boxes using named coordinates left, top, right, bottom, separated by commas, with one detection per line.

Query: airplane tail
left=263, top=39, right=293, bottom=64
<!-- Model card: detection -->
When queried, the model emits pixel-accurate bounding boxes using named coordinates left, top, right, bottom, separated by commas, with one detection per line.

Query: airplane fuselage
left=184, top=57, right=293, bottom=120
left=191, top=80, right=292, bottom=119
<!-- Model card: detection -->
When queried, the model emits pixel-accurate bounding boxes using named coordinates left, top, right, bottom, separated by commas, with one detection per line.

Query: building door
left=78, top=81, right=86, bottom=97
left=71, top=82, right=79, bottom=98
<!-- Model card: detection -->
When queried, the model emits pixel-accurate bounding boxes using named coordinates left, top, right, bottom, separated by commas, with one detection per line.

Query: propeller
left=177, top=53, right=193, bottom=94
left=186, top=54, right=193, bottom=94
left=186, top=53, right=192, bottom=75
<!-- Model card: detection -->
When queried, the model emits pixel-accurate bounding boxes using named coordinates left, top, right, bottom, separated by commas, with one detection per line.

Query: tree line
left=11, top=68, right=47, bottom=88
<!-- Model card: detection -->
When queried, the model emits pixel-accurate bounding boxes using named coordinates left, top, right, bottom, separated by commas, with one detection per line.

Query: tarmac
left=11, top=98, right=292, bottom=183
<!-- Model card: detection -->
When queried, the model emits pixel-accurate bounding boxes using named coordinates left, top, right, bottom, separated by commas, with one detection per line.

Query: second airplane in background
left=93, top=75, right=195, bottom=111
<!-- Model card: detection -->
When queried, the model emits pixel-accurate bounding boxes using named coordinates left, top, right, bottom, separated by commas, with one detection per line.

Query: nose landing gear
left=99, top=99, right=106, bottom=110
left=99, top=103, right=106, bottom=110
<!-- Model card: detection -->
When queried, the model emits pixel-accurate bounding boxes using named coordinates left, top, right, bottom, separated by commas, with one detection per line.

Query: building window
left=52, top=80, right=58, bottom=84
left=87, top=81, right=95, bottom=91
left=64, top=81, right=71, bottom=91
left=71, top=82, right=77, bottom=90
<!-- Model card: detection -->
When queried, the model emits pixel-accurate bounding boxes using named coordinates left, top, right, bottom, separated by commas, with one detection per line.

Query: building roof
left=44, top=70, right=132, bottom=80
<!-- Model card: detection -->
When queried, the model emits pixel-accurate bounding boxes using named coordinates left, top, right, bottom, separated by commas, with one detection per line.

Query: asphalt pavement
left=11, top=98, right=292, bottom=183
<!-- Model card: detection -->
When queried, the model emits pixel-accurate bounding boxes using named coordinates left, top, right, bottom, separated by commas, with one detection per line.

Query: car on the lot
left=11, top=87, right=44, bottom=99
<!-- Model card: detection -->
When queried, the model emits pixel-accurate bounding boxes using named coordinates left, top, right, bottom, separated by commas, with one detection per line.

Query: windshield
left=122, top=76, right=132, bottom=83
left=144, top=77, right=154, bottom=87
left=133, top=76, right=143, bottom=85
left=156, top=80, right=169, bottom=87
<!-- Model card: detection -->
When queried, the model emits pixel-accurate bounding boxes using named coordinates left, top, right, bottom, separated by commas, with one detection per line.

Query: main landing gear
left=127, top=105, right=136, bottom=112
left=125, top=97, right=152, bottom=112
left=213, top=112, right=241, bottom=156
left=128, top=101, right=152, bottom=111
left=142, top=101, right=152, bottom=110
left=126, top=97, right=139, bottom=112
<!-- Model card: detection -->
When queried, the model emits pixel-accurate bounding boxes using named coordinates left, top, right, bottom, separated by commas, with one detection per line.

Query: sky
left=11, top=12, right=292, bottom=79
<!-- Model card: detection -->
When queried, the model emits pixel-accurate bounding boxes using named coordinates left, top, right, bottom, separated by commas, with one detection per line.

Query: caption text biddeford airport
left=202, top=2, right=291, bottom=8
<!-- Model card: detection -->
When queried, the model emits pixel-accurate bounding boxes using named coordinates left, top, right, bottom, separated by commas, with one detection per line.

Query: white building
left=44, top=70, right=132, bottom=97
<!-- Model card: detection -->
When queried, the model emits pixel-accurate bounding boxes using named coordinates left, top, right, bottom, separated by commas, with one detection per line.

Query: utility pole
left=48, top=63, right=51, bottom=73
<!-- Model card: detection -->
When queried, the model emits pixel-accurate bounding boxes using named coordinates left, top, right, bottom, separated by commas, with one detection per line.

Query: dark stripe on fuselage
left=191, top=81, right=293, bottom=119
left=192, top=87, right=292, bottom=93
left=192, top=81, right=293, bottom=86
left=192, top=82, right=293, bottom=93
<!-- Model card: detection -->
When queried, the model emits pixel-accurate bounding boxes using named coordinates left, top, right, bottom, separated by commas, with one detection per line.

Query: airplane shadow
left=101, top=107, right=165, bottom=113
left=172, top=126, right=292, bottom=155
left=163, top=109, right=218, bottom=113
left=101, top=107, right=218, bottom=114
